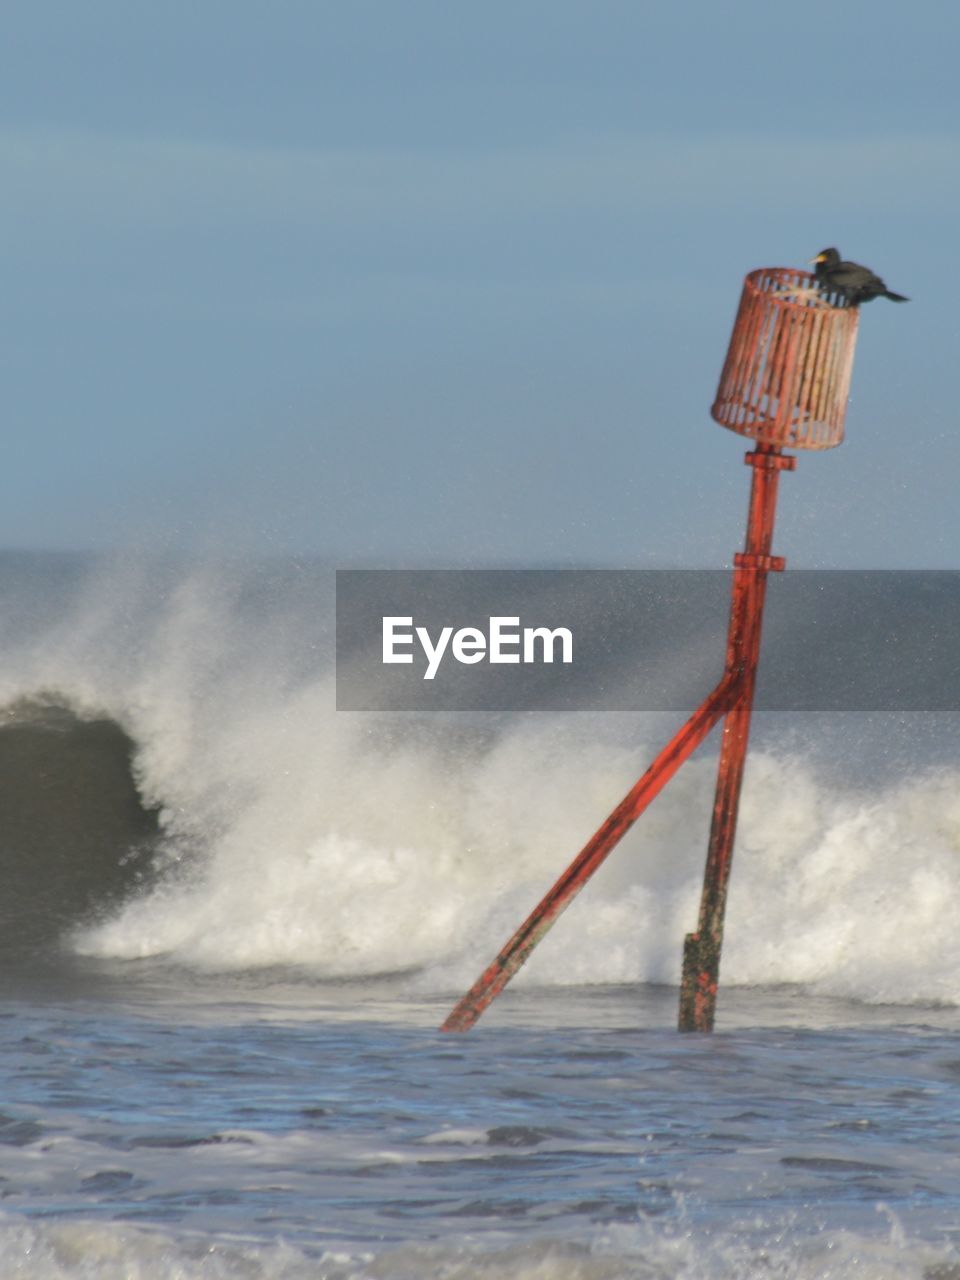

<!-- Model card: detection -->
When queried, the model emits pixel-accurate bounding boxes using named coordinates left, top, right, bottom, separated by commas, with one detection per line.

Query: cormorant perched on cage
left=811, top=248, right=909, bottom=305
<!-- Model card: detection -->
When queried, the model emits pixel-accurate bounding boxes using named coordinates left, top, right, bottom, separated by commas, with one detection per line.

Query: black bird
left=811, top=248, right=909, bottom=305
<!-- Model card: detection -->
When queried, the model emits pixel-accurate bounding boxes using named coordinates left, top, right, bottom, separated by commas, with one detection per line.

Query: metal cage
left=711, top=267, right=860, bottom=450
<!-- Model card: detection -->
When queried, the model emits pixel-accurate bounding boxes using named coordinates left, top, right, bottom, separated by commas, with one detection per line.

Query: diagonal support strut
left=441, top=445, right=794, bottom=1034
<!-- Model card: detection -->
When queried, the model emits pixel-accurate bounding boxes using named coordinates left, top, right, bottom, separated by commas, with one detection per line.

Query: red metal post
left=677, top=445, right=794, bottom=1032
left=439, top=264, right=859, bottom=1037
left=441, top=667, right=744, bottom=1032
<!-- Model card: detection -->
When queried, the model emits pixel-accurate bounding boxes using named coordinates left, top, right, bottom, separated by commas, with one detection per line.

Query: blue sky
left=2, top=1, right=958, bottom=565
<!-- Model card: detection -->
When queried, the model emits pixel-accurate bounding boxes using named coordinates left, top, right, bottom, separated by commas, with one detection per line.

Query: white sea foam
left=0, top=1212, right=954, bottom=1279
left=4, top=554, right=960, bottom=1007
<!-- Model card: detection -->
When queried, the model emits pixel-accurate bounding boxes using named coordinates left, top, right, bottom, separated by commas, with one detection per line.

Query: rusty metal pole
left=441, top=668, right=744, bottom=1032
left=674, top=267, right=859, bottom=1032
left=677, top=445, right=794, bottom=1032
left=440, top=264, right=861, bottom=1035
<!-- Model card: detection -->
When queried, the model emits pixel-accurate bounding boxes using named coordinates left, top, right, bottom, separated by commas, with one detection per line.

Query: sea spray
left=0, top=552, right=958, bottom=1006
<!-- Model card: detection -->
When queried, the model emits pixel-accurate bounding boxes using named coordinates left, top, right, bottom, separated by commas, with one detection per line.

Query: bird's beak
left=809, top=254, right=825, bottom=264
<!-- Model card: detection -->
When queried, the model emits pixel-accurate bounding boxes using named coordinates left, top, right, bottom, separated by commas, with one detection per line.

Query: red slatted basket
left=711, top=267, right=860, bottom=450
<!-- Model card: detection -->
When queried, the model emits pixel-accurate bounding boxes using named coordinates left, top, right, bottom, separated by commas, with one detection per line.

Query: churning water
left=0, top=551, right=959, bottom=1278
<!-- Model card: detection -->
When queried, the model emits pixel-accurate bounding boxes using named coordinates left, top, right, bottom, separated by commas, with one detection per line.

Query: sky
left=2, top=0, right=958, bottom=567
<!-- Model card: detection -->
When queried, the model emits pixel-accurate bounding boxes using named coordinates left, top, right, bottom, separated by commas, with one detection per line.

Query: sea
left=1, top=549, right=959, bottom=1279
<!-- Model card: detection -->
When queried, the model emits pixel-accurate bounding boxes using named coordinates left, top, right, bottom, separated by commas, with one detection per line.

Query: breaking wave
left=2, top=550, right=960, bottom=1006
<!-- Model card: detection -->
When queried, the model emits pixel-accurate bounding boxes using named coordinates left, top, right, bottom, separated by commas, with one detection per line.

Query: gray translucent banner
left=335, top=570, right=960, bottom=712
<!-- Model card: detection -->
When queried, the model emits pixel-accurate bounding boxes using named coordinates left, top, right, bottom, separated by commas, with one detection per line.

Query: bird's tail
left=884, top=290, right=909, bottom=302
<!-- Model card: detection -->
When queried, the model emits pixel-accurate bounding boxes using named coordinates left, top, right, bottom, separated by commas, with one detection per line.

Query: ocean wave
left=2, top=552, right=960, bottom=1007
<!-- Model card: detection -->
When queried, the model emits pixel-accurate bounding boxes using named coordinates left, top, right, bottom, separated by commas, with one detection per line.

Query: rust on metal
left=440, top=667, right=744, bottom=1032
left=711, top=268, right=859, bottom=450
left=678, top=445, right=793, bottom=1032
left=439, top=262, right=862, bottom=1036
